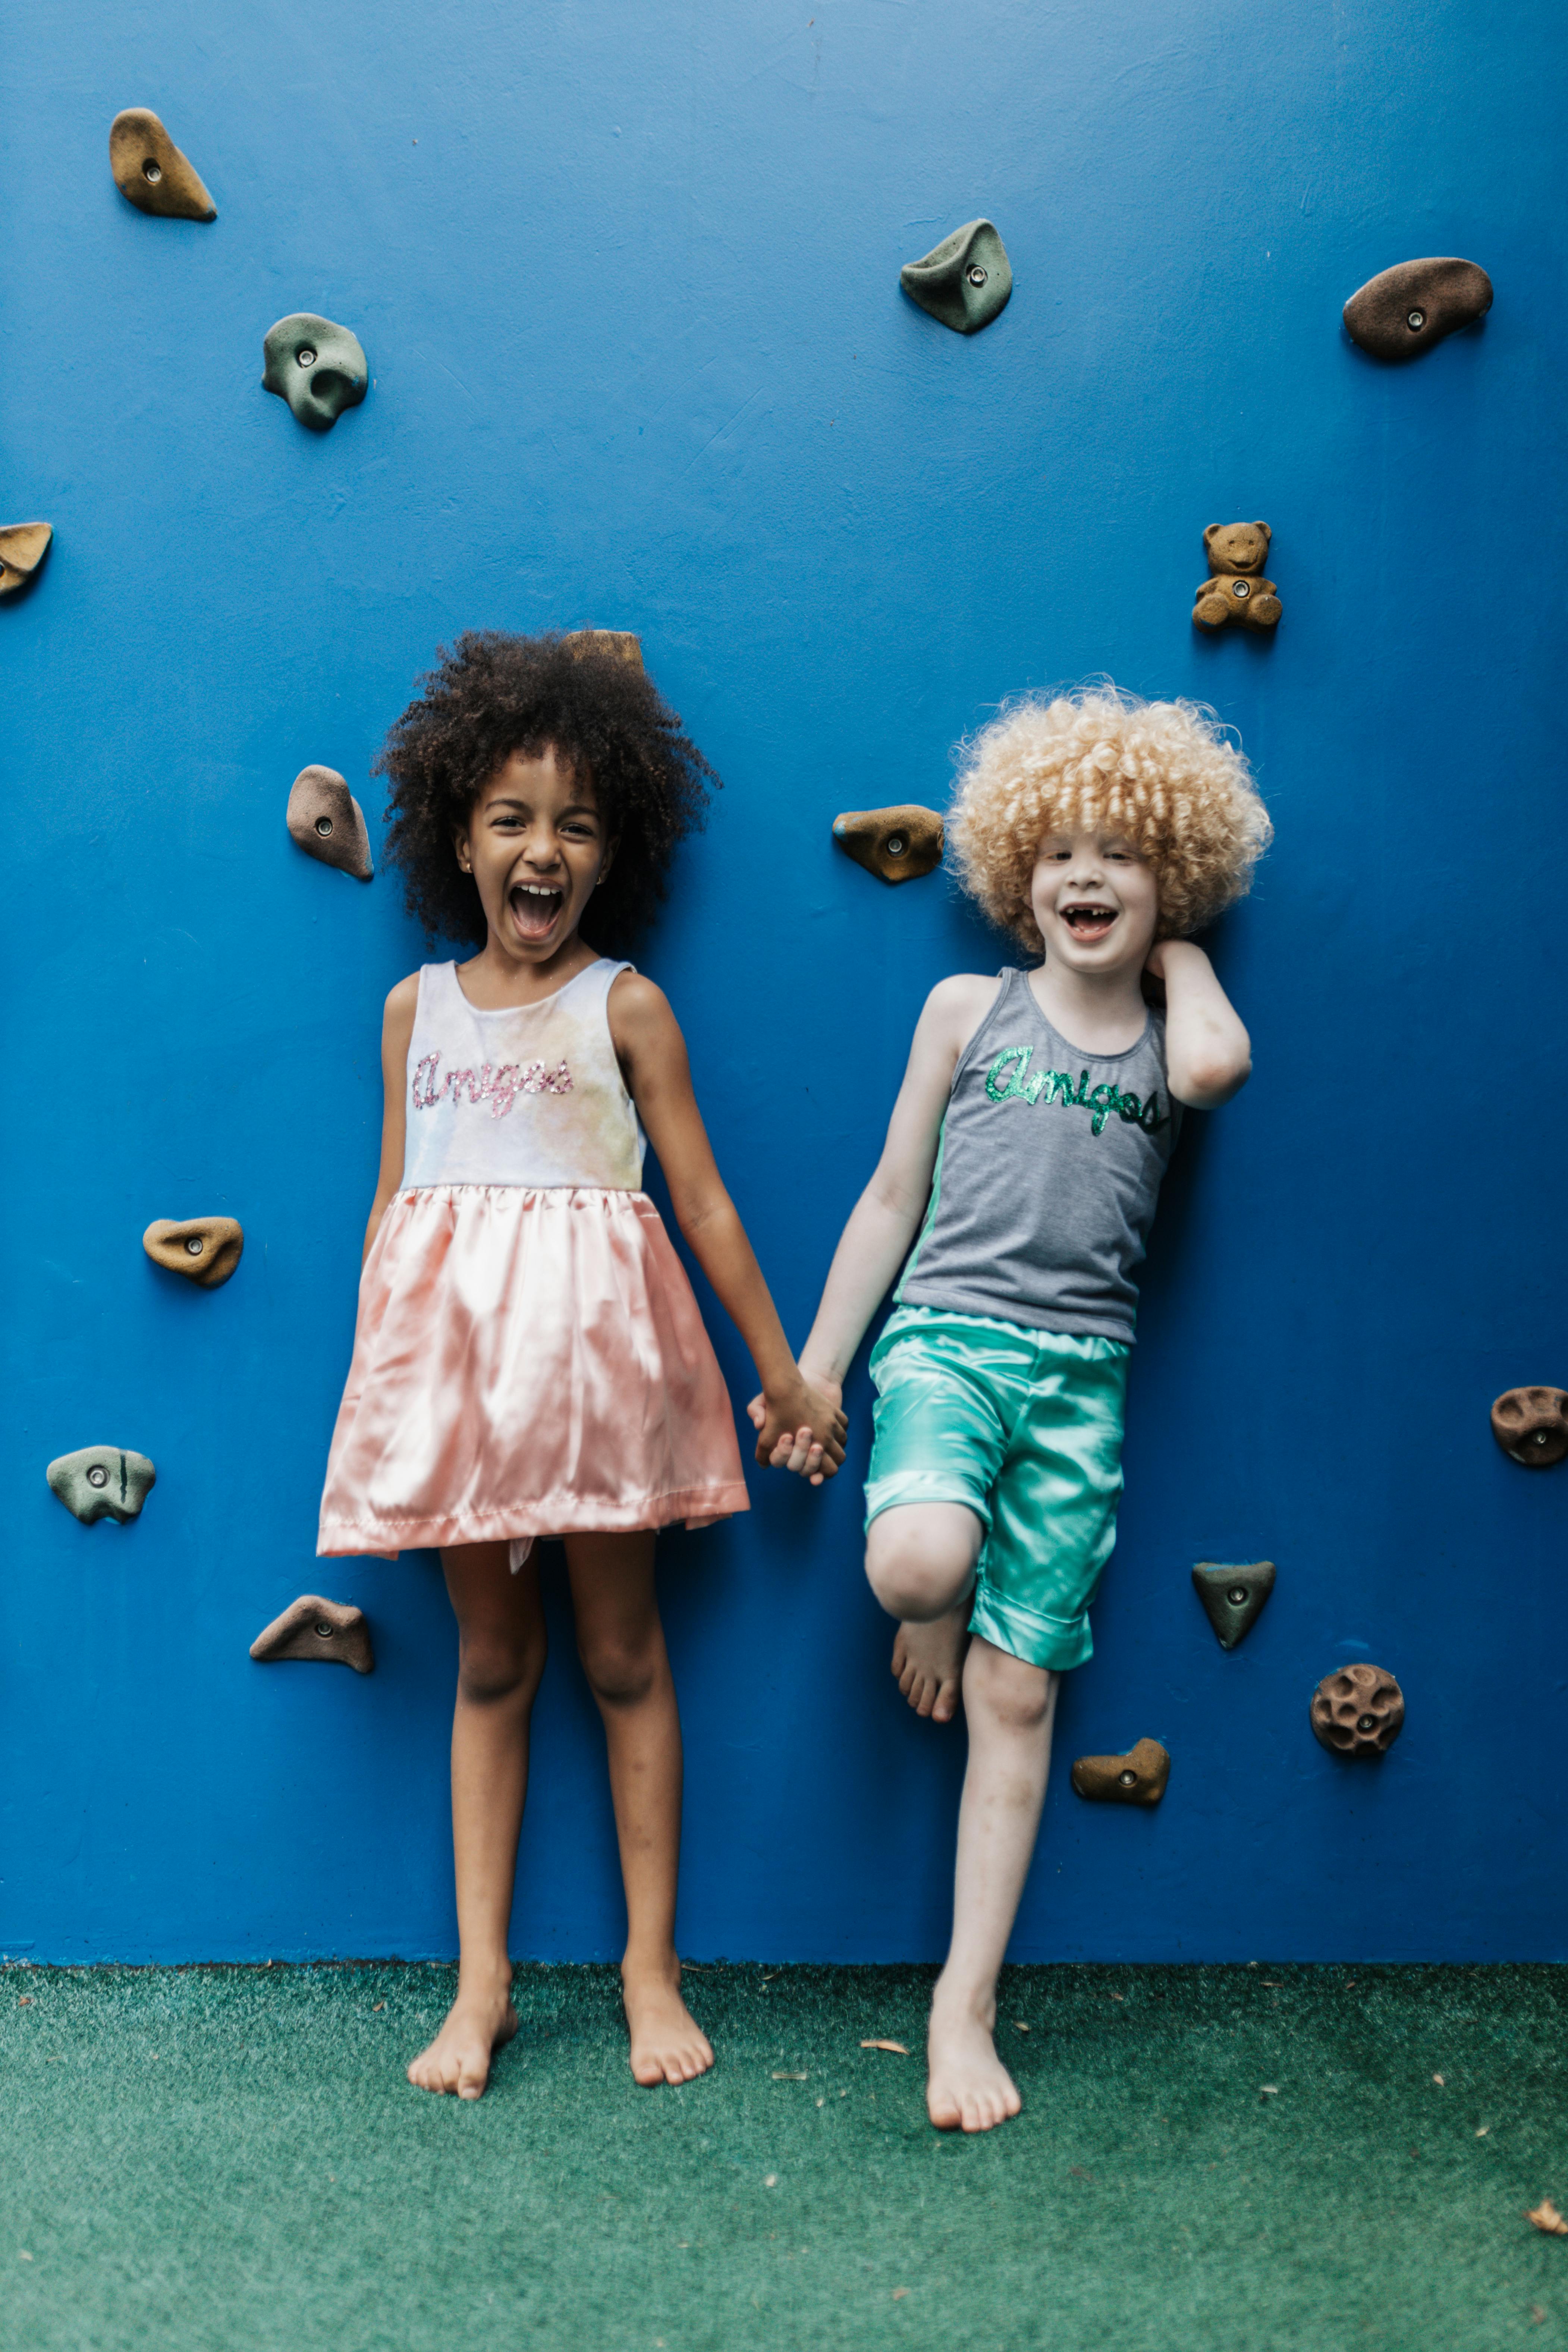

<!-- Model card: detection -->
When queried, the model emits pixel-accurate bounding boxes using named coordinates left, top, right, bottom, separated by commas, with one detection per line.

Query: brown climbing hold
left=565, top=630, right=643, bottom=667
left=1193, top=523, right=1282, bottom=632
left=108, top=108, right=216, bottom=222
left=1343, top=258, right=1492, bottom=362
left=1070, top=1737, right=1170, bottom=1807
left=0, top=524, right=53, bottom=598
left=250, top=1596, right=374, bottom=1674
left=1311, top=1663, right=1404, bottom=1757
left=832, top=805, right=945, bottom=886
left=287, top=767, right=373, bottom=881
left=142, top=1216, right=244, bottom=1289
left=1527, top=2200, right=1568, bottom=2238
left=1490, top=1387, right=1568, bottom=1468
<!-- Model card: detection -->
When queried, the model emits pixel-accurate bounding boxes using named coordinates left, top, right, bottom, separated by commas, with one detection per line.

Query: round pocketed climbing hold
left=1310, top=1663, right=1404, bottom=1756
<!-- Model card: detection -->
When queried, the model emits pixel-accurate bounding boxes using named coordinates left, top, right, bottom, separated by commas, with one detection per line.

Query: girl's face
left=1030, top=830, right=1159, bottom=974
left=455, top=747, right=615, bottom=965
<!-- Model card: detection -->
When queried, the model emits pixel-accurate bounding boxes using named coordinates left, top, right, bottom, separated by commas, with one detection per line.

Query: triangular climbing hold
left=1191, top=1560, right=1276, bottom=1650
left=899, top=219, right=1012, bottom=334
left=0, top=523, right=53, bottom=597
left=250, top=1595, right=374, bottom=1674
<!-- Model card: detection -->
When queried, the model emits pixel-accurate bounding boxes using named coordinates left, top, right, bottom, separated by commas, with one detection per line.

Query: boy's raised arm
left=1147, top=939, right=1252, bottom=1108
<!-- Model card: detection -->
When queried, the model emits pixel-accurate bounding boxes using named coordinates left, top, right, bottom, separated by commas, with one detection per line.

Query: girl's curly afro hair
left=948, top=681, right=1272, bottom=952
left=377, top=631, right=718, bottom=952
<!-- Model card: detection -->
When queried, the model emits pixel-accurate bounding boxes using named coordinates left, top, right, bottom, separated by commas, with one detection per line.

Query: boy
left=761, top=685, right=1270, bottom=2131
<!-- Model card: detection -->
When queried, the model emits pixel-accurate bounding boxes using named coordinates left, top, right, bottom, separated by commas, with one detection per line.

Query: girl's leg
left=865, top=1502, right=984, bottom=1723
left=565, top=1529, right=713, bottom=2088
left=407, top=1540, right=548, bottom=2101
left=926, top=1635, right=1057, bottom=2133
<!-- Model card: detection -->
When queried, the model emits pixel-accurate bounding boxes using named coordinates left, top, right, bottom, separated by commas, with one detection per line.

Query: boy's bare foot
left=623, top=1960, right=714, bottom=2087
left=926, top=1987, right=1022, bottom=2133
left=406, top=1974, right=518, bottom=2101
left=892, top=1605, right=969, bottom=1721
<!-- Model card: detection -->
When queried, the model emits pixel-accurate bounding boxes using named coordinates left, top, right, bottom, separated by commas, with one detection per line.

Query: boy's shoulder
left=921, top=968, right=1008, bottom=1032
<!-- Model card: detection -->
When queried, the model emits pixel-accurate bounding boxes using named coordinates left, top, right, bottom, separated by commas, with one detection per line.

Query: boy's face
left=455, top=746, right=615, bottom=965
left=1030, top=830, right=1159, bottom=974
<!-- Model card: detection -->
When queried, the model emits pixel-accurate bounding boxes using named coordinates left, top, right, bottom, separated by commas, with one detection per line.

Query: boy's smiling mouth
left=1060, top=902, right=1119, bottom=941
left=508, top=880, right=566, bottom=942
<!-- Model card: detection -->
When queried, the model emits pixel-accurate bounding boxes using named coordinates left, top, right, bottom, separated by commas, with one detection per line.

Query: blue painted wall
left=4, top=0, right=1563, bottom=1964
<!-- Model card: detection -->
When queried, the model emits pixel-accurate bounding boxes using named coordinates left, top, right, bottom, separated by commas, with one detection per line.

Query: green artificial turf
left=4, top=1961, right=1568, bottom=2351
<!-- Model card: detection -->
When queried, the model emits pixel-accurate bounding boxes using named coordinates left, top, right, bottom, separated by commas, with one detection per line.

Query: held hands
left=745, top=1367, right=846, bottom=1487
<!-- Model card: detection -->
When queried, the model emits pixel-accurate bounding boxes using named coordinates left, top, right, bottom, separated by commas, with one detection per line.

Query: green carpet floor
left=4, top=1961, right=1568, bottom=2351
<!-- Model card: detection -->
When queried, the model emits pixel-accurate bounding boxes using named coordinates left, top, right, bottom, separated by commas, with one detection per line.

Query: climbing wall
left=4, top=0, right=1564, bottom=1963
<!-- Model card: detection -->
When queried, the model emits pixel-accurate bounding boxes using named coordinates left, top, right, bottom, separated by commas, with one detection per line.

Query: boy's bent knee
left=865, top=1503, right=982, bottom=1621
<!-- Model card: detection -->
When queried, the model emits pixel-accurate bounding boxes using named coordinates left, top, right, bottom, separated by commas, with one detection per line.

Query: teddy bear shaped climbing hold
left=1193, top=522, right=1282, bottom=633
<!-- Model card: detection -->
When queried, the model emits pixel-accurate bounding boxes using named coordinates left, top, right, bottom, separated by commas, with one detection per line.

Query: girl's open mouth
left=1062, top=903, right=1119, bottom=940
left=509, top=881, right=565, bottom=942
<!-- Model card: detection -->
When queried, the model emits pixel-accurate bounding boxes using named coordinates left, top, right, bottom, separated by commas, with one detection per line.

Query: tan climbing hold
left=109, top=109, right=216, bottom=221
left=565, top=631, right=644, bottom=667
left=832, top=805, right=945, bottom=886
left=142, top=1216, right=244, bottom=1289
left=1527, top=2200, right=1568, bottom=2237
left=250, top=1596, right=374, bottom=1674
left=0, top=524, right=53, bottom=598
left=1310, top=1662, right=1405, bottom=1756
left=287, top=767, right=373, bottom=880
left=1490, top=1386, right=1568, bottom=1468
left=1071, top=1737, right=1170, bottom=1806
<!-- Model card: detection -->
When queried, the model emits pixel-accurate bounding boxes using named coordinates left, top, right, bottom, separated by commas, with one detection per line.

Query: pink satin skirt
left=317, top=1185, right=750, bottom=1559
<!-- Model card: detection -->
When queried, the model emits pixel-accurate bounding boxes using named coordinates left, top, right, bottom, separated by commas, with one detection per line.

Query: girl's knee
left=577, top=1630, right=662, bottom=1707
left=458, top=1629, right=546, bottom=1707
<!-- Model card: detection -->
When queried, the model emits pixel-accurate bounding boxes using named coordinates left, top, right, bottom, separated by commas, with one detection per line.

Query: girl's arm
left=609, top=974, right=848, bottom=1473
left=754, top=974, right=996, bottom=1478
left=1146, top=939, right=1252, bottom=1108
left=360, top=976, right=418, bottom=1266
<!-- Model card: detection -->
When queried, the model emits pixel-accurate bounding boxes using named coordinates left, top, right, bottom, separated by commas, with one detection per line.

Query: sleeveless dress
left=317, top=958, right=749, bottom=1559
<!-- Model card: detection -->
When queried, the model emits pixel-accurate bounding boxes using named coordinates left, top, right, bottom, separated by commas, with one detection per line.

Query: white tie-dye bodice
left=400, top=958, right=645, bottom=1192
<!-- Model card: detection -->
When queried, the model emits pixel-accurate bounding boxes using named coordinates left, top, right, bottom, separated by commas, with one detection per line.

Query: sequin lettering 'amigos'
left=984, top=1045, right=1168, bottom=1135
left=412, top=1051, right=573, bottom=1120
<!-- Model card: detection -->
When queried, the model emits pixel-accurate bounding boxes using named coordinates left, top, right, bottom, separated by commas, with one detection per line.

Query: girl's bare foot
left=926, top=1984, right=1022, bottom=2133
left=892, top=1605, right=970, bottom=1721
left=406, top=1972, right=518, bottom=2101
left=622, top=1959, right=714, bottom=2087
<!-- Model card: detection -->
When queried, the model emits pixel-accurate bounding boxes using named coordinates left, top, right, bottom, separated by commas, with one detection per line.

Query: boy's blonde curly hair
left=948, top=682, right=1272, bottom=951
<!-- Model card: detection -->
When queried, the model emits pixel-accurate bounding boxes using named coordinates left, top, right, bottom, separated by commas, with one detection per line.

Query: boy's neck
left=1025, top=954, right=1149, bottom=1053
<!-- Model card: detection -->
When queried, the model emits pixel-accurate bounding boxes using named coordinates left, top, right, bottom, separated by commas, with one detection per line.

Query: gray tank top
left=896, top=968, right=1182, bottom=1342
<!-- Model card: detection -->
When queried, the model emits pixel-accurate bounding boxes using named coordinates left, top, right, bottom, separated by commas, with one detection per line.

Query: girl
left=760, top=685, right=1269, bottom=2131
left=318, top=631, right=844, bottom=2101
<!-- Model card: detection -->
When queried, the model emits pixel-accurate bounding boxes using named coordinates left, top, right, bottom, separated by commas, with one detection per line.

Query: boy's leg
left=565, top=1529, right=713, bottom=2088
left=865, top=1501, right=984, bottom=1723
left=927, top=1635, right=1057, bottom=2132
left=408, top=1539, right=548, bottom=2100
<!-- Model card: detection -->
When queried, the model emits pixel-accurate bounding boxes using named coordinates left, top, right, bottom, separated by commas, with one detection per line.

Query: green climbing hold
left=899, top=219, right=1012, bottom=335
left=262, top=314, right=368, bottom=433
left=47, top=1446, right=156, bottom=1526
left=1191, top=1560, right=1275, bottom=1651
